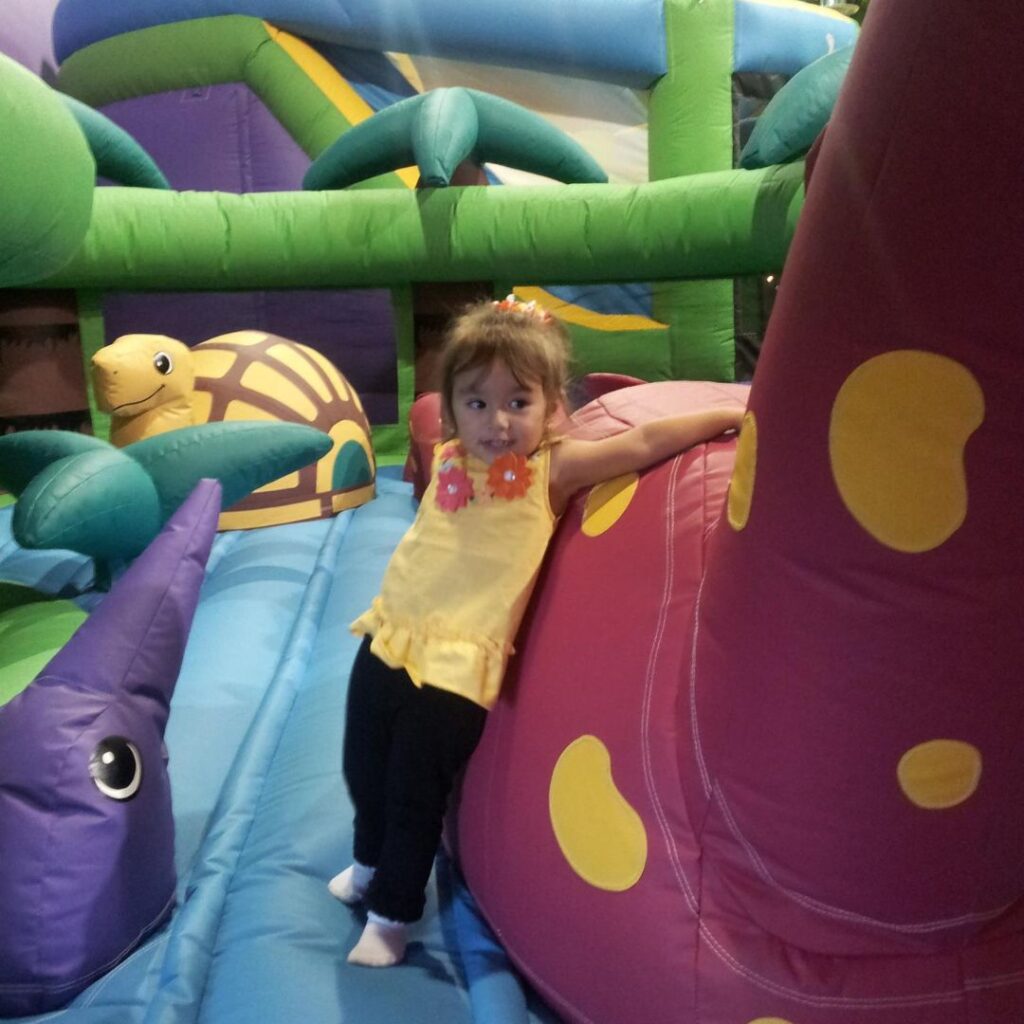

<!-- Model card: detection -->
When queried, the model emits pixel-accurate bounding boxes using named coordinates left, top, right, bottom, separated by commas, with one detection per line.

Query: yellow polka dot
left=829, top=351, right=984, bottom=553
left=728, top=410, right=757, bottom=531
left=897, top=740, right=982, bottom=809
left=548, top=735, right=647, bottom=891
left=582, top=473, right=639, bottom=537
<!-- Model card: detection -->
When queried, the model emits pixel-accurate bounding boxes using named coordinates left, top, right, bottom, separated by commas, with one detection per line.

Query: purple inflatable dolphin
left=0, top=479, right=221, bottom=1017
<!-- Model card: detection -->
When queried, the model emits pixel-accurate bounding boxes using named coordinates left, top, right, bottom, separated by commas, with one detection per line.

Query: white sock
left=347, top=912, right=407, bottom=967
left=328, top=862, right=375, bottom=905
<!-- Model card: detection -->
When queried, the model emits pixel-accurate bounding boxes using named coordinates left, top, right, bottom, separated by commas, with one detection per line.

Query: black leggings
left=342, top=636, right=488, bottom=923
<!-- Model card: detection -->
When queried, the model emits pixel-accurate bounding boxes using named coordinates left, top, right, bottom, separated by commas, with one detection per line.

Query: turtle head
left=92, top=335, right=195, bottom=416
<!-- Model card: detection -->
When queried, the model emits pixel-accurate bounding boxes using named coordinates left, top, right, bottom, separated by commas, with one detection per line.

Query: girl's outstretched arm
left=549, top=404, right=745, bottom=514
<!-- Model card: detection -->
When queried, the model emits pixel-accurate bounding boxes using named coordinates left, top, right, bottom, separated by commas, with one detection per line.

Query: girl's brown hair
left=439, top=299, right=572, bottom=439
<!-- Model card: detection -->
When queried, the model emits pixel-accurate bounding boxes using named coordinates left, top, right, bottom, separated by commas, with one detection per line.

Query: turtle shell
left=189, top=331, right=375, bottom=529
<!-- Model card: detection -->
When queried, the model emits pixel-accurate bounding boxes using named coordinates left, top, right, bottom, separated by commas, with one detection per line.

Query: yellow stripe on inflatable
left=264, top=24, right=419, bottom=188
left=219, top=497, right=324, bottom=530
left=387, top=53, right=427, bottom=96
left=743, top=0, right=854, bottom=23
left=513, top=286, right=667, bottom=333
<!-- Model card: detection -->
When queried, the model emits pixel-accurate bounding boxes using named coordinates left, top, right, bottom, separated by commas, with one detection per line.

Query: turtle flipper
left=0, top=430, right=110, bottom=497
left=125, top=422, right=332, bottom=523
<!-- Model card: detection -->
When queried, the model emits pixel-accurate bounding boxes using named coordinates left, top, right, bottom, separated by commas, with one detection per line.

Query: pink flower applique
left=436, top=464, right=474, bottom=512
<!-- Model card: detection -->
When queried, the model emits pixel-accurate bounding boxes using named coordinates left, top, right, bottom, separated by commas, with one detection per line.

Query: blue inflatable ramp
left=0, top=471, right=556, bottom=1024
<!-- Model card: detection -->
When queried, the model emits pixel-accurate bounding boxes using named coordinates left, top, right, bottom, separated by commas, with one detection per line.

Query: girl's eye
left=468, top=399, right=485, bottom=410
left=510, top=399, right=528, bottom=410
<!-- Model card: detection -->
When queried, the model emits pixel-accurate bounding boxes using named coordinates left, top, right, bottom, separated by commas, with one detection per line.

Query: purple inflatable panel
left=100, top=84, right=310, bottom=192
left=0, top=480, right=221, bottom=1016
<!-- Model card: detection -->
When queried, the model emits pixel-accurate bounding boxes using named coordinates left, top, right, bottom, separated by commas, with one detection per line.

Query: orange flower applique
left=436, top=464, right=474, bottom=512
left=487, top=452, right=532, bottom=500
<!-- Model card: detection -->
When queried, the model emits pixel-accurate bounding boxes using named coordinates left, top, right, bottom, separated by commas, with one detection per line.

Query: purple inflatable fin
left=0, top=479, right=221, bottom=1016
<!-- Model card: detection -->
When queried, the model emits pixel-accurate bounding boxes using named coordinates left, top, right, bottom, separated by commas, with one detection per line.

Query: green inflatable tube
left=0, top=54, right=94, bottom=286
left=38, top=162, right=804, bottom=290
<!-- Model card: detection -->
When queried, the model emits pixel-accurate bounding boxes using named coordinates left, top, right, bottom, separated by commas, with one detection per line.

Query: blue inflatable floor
left=0, top=471, right=558, bottom=1024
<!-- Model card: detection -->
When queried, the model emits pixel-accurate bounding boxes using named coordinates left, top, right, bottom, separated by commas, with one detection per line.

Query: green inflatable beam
left=60, top=94, right=170, bottom=189
left=304, top=87, right=608, bottom=190
left=38, top=162, right=804, bottom=290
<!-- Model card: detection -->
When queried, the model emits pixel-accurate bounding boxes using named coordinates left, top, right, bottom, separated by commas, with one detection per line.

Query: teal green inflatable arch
left=60, top=94, right=171, bottom=189
left=304, top=87, right=608, bottom=190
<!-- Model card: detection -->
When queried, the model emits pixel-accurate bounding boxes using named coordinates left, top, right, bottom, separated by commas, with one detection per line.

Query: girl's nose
left=493, top=409, right=510, bottom=430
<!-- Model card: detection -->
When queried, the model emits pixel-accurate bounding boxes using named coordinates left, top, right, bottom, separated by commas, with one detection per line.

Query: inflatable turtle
left=92, top=331, right=375, bottom=529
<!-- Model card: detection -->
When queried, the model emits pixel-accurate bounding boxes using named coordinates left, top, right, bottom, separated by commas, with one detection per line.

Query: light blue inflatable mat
left=0, top=472, right=556, bottom=1024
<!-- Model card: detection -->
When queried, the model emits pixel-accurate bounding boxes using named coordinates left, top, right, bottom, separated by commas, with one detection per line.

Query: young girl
left=331, top=296, right=744, bottom=967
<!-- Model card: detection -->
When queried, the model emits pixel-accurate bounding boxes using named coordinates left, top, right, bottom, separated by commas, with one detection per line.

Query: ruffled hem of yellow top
left=351, top=598, right=510, bottom=710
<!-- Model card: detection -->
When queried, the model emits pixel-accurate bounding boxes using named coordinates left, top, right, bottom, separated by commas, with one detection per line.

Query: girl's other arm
left=549, top=405, right=745, bottom=513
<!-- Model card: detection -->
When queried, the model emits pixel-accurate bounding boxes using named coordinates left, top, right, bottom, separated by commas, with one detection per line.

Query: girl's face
left=450, top=360, right=551, bottom=464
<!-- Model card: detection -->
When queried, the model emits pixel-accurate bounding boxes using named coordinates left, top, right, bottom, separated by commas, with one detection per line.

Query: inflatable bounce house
left=3, top=0, right=1023, bottom=1021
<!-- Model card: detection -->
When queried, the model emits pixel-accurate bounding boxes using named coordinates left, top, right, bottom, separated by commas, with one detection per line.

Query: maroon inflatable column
left=692, top=0, right=1024, bottom=949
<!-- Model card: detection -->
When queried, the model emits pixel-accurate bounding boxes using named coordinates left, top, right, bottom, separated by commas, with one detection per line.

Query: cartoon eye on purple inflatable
left=89, top=736, right=144, bottom=800
left=0, top=479, right=221, bottom=1017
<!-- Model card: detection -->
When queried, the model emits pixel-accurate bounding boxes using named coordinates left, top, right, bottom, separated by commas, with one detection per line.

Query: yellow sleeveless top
left=351, top=441, right=557, bottom=709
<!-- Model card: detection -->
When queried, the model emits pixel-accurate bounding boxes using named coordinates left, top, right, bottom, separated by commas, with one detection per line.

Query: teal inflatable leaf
left=0, top=430, right=110, bottom=496
left=125, top=422, right=332, bottom=523
left=2, top=423, right=329, bottom=565
left=305, top=87, right=607, bottom=190
left=740, top=44, right=856, bottom=170
left=13, top=450, right=162, bottom=560
left=333, top=441, right=373, bottom=490
left=414, top=88, right=479, bottom=187
left=303, top=99, right=418, bottom=191
left=60, top=94, right=170, bottom=190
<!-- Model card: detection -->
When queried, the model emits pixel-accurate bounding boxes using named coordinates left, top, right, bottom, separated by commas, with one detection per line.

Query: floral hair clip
left=493, top=294, right=554, bottom=324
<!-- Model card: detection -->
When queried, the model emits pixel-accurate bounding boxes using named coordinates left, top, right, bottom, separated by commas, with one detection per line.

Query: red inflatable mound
left=455, top=0, right=1024, bottom=1018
